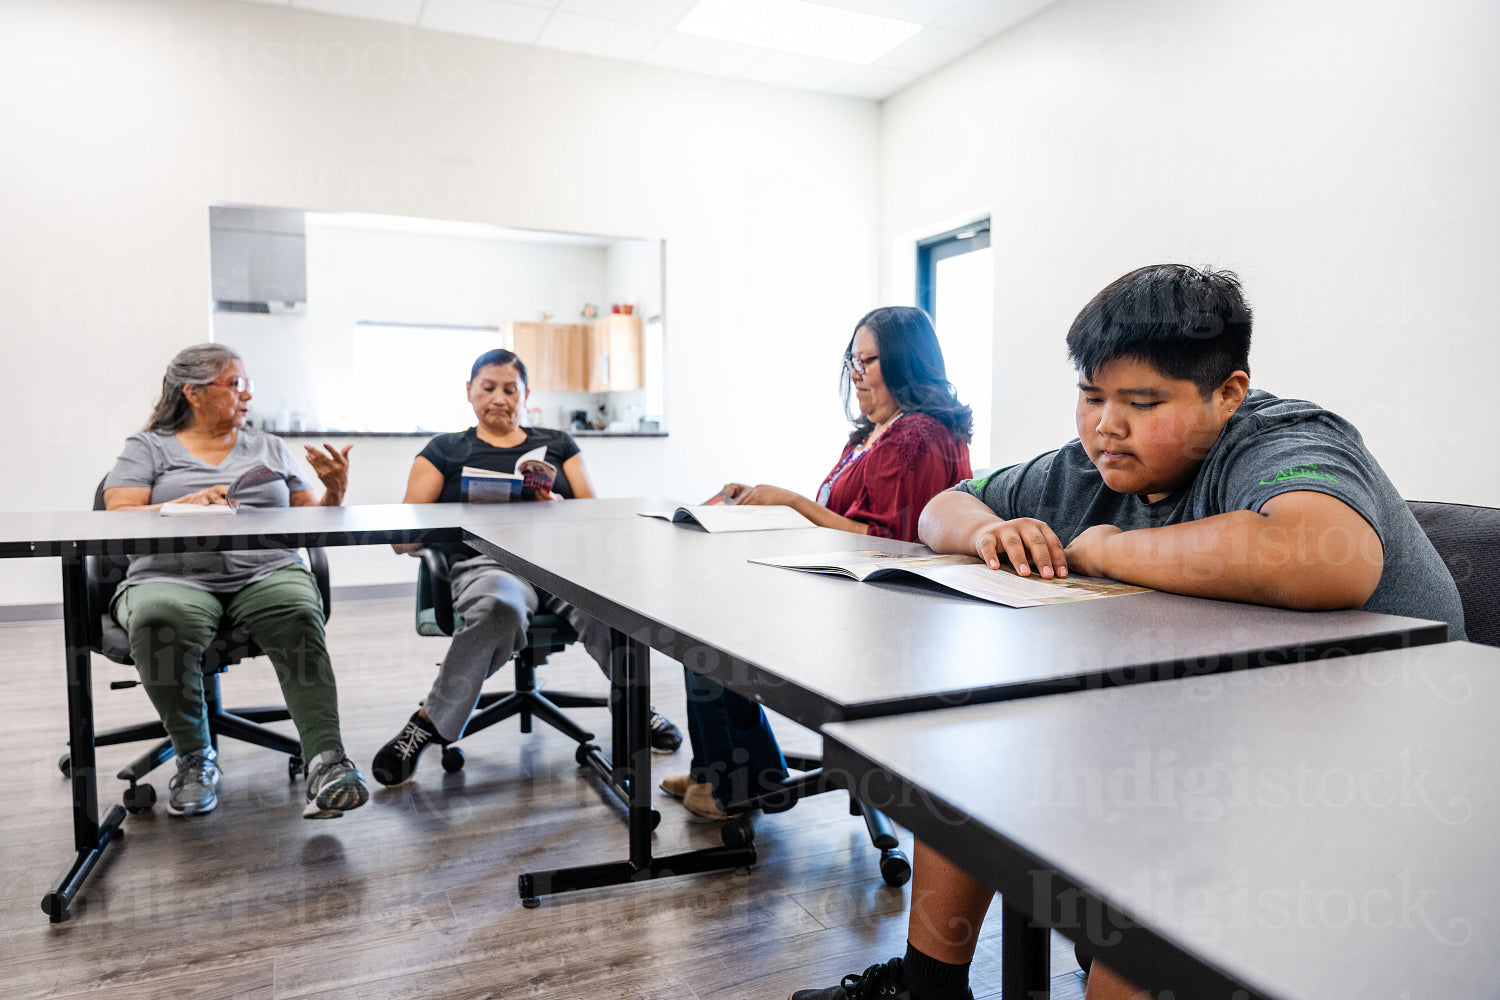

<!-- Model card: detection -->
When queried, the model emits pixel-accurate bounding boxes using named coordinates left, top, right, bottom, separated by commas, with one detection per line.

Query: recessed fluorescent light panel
left=677, top=0, right=921, bottom=65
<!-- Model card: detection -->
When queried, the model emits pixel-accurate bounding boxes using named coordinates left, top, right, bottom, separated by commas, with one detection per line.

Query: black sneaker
left=371, top=710, right=441, bottom=786
left=648, top=707, right=682, bottom=754
left=788, top=957, right=973, bottom=1000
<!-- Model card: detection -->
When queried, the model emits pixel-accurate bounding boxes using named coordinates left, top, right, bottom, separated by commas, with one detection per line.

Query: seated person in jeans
left=105, top=343, right=369, bottom=820
left=372, top=348, right=682, bottom=785
left=788, top=265, right=1465, bottom=1000
left=663, top=306, right=972, bottom=820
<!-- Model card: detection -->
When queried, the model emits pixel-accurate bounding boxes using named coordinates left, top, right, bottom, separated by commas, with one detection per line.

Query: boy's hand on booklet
left=175, top=484, right=230, bottom=507
left=973, top=517, right=1068, bottom=579
left=306, top=444, right=353, bottom=502
left=1062, top=524, right=1122, bottom=579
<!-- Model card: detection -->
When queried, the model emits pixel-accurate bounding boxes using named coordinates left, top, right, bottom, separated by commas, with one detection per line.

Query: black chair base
left=718, top=752, right=912, bottom=886
left=438, top=646, right=609, bottom=773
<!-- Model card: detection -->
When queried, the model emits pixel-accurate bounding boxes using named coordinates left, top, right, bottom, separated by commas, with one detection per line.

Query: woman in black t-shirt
left=370, top=349, right=681, bottom=786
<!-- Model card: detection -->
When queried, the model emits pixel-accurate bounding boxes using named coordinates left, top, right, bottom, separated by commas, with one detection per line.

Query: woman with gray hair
left=103, top=343, right=368, bottom=820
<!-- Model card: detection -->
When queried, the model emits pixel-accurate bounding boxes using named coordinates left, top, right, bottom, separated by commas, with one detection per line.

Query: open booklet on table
left=638, top=505, right=816, bottom=533
left=749, top=549, right=1150, bottom=608
left=159, top=464, right=287, bottom=516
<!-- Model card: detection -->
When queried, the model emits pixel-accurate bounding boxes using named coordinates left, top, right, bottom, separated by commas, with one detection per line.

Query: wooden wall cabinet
left=503, top=315, right=642, bottom=393
left=586, top=314, right=643, bottom=392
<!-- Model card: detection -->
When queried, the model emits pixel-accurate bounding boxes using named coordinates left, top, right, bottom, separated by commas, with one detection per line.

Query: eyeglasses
left=204, top=377, right=254, bottom=394
left=846, top=354, right=879, bottom=377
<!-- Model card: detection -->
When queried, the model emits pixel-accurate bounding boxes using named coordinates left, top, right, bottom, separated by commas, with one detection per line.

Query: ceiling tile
left=642, top=29, right=764, bottom=77
left=740, top=49, right=858, bottom=93
left=832, top=63, right=919, bottom=100
left=938, top=0, right=1056, bottom=36
left=419, top=0, right=553, bottom=45
left=871, top=25, right=982, bottom=75
left=536, top=10, right=669, bottom=61
left=292, top=0, right=423, bottom=25
left=557, top=0, right=698, bottom=29
left=804, top=0, right=966, bottom=24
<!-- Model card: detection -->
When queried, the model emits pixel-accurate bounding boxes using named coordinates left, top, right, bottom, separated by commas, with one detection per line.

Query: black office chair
left=58, top=480, right=331, bottom=813
left=1408, top=500, right=1500, bottom=646
left=412, top=547, right=609, bottom=772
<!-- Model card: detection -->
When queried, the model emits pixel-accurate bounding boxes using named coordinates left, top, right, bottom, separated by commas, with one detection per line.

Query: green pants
left=112, top=565, right=343, bottom=761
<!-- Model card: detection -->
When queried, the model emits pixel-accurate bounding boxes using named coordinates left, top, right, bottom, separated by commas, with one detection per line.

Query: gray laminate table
left=461, top=514, right=1449, bottom=924
left=823, top=642, right=1498, bottom=1000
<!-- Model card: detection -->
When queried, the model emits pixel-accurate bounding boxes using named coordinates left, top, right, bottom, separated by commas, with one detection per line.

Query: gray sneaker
left=167, top=747, right=222, bottom=817
left=304, top=750, right=370, bottom=819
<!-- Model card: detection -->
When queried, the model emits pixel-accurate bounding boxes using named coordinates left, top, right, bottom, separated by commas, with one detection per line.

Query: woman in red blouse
left=662, top=306, right=973, bottom=819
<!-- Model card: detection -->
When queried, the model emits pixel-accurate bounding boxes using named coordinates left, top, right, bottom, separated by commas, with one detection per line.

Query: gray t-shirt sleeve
left=270, top=435, right=313, bottom=495
left=1214, top=411, right=1384, bottom=529
left=104, top=434, right=163, bottom=493
left=955, top=451, right=1059, bottom=522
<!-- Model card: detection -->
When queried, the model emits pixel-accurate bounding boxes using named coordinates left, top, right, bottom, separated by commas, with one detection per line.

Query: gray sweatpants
left=422, top=553, right=614, bottom=742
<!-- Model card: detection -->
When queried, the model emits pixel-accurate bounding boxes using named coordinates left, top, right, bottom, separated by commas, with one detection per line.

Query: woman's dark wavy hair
left=469, top=348, right=529, bottom=388
left=841, top=306, right=973, bottom=445
left=1066, top=264, right=1252, bottom=398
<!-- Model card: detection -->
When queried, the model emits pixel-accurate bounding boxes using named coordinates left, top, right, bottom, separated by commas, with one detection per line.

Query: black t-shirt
left=957, top=389, right=1467, bottom=640
left=418, top=426, right=582, bottom=558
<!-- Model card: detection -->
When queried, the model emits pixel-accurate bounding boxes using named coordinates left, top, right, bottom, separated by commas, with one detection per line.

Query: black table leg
left=40, top=553, right=125, bottom=923
left=1002, top=898, right=1052, bottom=1000
left=519, top=629, right=756, bottom=905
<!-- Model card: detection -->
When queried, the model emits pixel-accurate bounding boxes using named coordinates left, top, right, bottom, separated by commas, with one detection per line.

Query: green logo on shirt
left=966, top=475, right=992, bottom=493
left=1258, top=464, right=1338, bottom=486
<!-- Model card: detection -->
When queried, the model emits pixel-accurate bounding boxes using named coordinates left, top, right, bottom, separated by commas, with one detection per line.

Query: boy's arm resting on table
left=1064, top=490, right=1384, bottom=610
left=919, top=489, right=1066, bottom=578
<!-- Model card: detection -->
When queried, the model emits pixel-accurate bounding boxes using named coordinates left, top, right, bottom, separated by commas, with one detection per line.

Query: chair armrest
left=415, top=547, right=456, bottom=636
left=304, top=547, right=332, bottom=622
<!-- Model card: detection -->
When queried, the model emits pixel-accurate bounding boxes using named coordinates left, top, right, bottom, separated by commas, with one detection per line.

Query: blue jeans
left=683, top=668, right=787, bottom=806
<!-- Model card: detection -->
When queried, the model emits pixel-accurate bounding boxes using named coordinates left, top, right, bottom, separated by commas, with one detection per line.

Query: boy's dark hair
left=1066, top=264, right=1252, bottom=398
left=469, top=348, right=529, bottom=387
left=842, top=306, right=973, bottom=444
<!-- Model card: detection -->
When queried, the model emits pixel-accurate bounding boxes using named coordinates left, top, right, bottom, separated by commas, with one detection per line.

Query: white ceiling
left=229, top=0, right=1058, bottom=100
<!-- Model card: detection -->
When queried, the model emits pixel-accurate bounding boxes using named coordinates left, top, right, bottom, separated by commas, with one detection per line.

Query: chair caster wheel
left=288, top=755, right=304, bottom=780
left=123, top=783, right=156, bottom=814
left=721, top=815, right=755, bottom=847
left=442, top=746, right=466, bottom=773
left=879, top=848, right=911, bottom=887
left=1075, top=941, right=1094, bottom=974
left=651, top=809, right=662, bottom=831
left=522, top=897, right=540, bottom=909
left=58, top=753, right=71, bottom=777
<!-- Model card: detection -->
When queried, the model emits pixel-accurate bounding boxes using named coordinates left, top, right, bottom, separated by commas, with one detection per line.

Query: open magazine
left=460, top=446, right=558, bottom=503
left=748, top=549, right=1149, bottom=608
left=638, top=505, right=816, bottom=533
left=159, top=464, right=287, bottom=516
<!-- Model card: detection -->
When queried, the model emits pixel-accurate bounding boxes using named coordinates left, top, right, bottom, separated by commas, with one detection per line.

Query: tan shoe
left=682, top=781, right=729, bottom=821
left=659, top=773, right=694, bottom=799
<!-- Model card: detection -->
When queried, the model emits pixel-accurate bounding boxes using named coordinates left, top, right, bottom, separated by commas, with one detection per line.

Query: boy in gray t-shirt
left=789, top=264, right=1466, bottom=1000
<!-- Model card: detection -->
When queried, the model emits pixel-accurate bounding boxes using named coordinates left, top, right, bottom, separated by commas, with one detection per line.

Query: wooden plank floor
left=0, top=598, right=1085, bottom=999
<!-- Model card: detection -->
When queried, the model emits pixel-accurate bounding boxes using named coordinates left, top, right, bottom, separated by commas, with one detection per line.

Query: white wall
left=0, top=0, right=878, bottom=604
left=880, top=0, right=1500, bottom=505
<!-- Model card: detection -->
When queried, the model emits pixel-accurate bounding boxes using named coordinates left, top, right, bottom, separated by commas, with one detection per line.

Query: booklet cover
left=638, top=505, right=816, bottom=533
left=748, top=549, right=1150, bottom=608
left=460, top=446, right=558, bottom=503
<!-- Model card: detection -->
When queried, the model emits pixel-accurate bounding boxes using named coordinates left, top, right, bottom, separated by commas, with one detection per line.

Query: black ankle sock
left=902, top=943, right=971, bottom=1000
